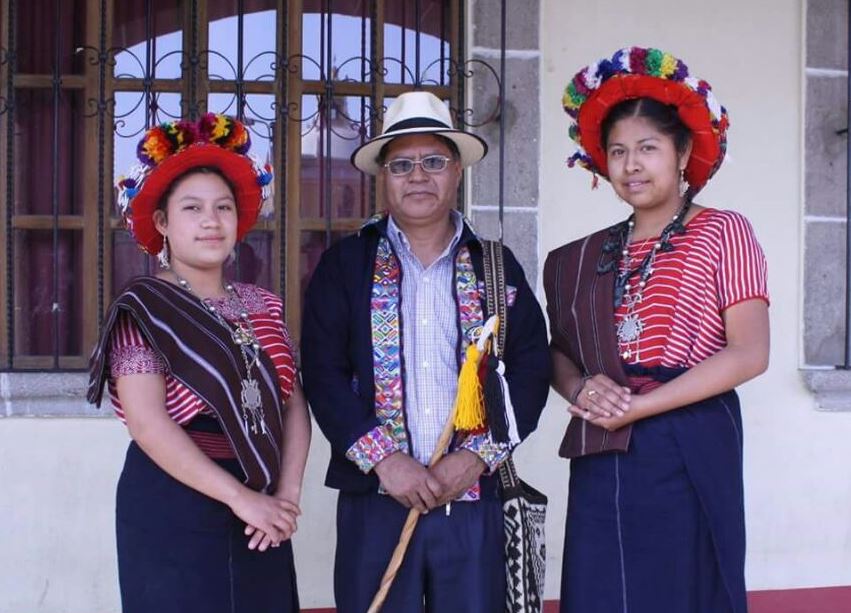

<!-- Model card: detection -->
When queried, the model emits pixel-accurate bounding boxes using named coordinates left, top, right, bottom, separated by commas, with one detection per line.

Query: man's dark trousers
left=334, top=490, right=505, bottom=612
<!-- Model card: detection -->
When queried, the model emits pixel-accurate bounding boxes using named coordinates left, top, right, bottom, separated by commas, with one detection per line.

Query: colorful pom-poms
left=197, top=113, right=251, bottom=154
left=138, top=127, right=175, bottom=166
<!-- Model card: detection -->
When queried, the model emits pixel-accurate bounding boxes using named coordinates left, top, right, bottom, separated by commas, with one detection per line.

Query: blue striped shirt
left=386, top=212, right=464, bottom=465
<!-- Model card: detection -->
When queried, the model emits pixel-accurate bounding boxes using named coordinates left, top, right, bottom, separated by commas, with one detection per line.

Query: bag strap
left=481, top=239, right=520, bottom=490
left=481, top=239, right=508, bottom=359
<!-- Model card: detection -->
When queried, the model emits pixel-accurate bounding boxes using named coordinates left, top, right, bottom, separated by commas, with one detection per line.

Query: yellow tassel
left=452, top=343, right=486, bottom=431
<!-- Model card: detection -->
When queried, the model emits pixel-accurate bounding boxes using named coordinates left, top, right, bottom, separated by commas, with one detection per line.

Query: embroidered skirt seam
left=615, top=454, right=629, bottom=613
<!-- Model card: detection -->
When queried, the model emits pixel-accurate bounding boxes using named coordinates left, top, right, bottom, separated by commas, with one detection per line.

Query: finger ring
left=587, top=389, right=597, bottom=398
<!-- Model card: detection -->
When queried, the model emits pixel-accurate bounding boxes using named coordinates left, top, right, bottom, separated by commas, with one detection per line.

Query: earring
left=157, top=237, right=170, bottom=269
left=678, top=170, right=688, bottom=197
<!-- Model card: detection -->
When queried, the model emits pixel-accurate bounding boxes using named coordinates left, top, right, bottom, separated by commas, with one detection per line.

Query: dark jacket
left=301, top=215, right=551, bottom=494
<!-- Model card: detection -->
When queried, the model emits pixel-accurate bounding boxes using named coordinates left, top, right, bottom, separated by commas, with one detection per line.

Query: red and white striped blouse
left=614, top=208, right=769, bottom=368
left=107, top=283, right=297, bottom=454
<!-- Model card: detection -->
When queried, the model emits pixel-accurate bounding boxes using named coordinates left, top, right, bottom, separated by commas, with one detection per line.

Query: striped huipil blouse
left=107, top=282, right=297, bottom=457
left=615, top=208, right=769, bottom=367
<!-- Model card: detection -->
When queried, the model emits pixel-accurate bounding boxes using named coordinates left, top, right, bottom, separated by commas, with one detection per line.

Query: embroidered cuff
left=109, top=345, right=166, bottom=379
left=457, top=481, right=482, bottom=502
left=460, top=432, right=511, bottom=473
left=346, top=423, right=402, bottom=474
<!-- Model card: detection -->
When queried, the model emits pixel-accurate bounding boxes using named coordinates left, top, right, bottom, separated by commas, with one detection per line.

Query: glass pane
left=17, top=0, right=87, bottom=74
left=111, top=230, right=157, bottom=299
left=302, top=0, right=372, bottom=82
left=300, top=95, right=370, bottom=220
left=14, top=89, right=85, bottom=215
left=112, top=230, right=275, bottom=296
left=208, top=92, right=275, bottom=168
left=383, top=0, right=450, bottom=85
left=300, top=230, right=347, bottom=301
left=225, top=230, right=273, bottom=290
left=113, top=1, right=184, bottom=80
left=14, top=230, right=83, bottom=357
left=113, top=91, right=183, bottom=214
left=207, top=1, right=277, bottom=82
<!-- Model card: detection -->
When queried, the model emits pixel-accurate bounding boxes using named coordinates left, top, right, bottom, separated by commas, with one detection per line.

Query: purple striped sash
left=88, top=277, right=283, bottom=492
left=543, top=229, right=633, bottom=458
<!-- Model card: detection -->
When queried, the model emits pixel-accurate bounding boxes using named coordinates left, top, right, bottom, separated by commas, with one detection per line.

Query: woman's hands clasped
left=229, top=488, right=302, bottom=552
left=568, top=374, right=634, bottom=431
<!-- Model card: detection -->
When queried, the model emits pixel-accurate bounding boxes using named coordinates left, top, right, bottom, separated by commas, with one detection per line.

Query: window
left=0, top=0, right=465, bottom=370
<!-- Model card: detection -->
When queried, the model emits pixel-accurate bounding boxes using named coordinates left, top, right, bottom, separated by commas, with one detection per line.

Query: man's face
left=380, top=133, right=462, bottom=230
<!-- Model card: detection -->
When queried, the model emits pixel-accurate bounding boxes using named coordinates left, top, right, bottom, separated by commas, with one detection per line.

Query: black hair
left=600, top=97, right=692, bottom=155
left=376, top=133, right=460, bottom=165
left=156, top=166, right=237, bottom=215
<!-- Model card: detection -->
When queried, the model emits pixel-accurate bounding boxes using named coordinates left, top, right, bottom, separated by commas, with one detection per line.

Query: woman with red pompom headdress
left=87, top=114, right=308, bottom=612
left=545, top=47, right=769, bottom=612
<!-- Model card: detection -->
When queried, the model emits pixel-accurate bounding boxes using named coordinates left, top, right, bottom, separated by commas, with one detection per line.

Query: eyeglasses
left=383, top=155, right=452, bottom=176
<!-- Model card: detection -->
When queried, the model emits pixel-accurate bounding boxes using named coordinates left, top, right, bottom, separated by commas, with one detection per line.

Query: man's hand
left=373, top=452, right=444, bottom=513
left=429, top=450, right=487, bottom=506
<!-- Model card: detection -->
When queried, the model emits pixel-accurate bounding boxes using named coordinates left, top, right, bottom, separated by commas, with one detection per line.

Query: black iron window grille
left=0, top=0, right=506, bottom=371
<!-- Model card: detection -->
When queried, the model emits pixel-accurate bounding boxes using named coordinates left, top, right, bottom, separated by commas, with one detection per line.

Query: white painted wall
left=535, top=0, right=851, bottom=595
left=0, top=420, right=127, bottom=612
left=0, top=416, right=338, bottom=612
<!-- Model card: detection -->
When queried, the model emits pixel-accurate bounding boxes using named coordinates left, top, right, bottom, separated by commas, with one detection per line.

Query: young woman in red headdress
left=544, top=48, right=769, bottom=612
left=88, top=115, right=309, bottom=612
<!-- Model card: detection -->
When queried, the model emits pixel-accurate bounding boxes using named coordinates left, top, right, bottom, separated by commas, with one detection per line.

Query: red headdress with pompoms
left=562, top=47, right=729, bottom=196
left=116, top=113, right=273, bottom=255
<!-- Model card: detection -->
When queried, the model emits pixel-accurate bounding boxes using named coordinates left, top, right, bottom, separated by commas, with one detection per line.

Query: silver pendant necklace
left=615, top=201, right=690, bottom=360
left=175, top=274, right=267, bottom=435
left=617, top=230, right=655, bottom=360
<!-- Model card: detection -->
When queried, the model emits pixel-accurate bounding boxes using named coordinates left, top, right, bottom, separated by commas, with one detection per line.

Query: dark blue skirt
left=561, top=370, right=746, bottom=613
left=116, top=441, right=299, bottom=613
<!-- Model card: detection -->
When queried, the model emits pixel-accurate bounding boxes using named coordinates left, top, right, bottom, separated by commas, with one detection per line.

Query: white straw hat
left=351, top=91, right=488, bottom=175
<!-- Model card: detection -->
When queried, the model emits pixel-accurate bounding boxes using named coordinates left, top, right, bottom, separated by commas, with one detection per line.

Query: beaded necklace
left=611, top=200, right=691, bottom=361
left=174, top=274, right=267, bottom=435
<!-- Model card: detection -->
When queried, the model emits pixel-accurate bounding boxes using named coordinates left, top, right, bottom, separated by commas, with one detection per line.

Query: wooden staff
left=365, top=412, right=457, bottom=613
left=366, top=316, right=498, bottom=613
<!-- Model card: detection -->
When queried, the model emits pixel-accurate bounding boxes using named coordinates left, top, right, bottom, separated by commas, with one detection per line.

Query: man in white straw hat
left=301, top=90, right=550, bottom=612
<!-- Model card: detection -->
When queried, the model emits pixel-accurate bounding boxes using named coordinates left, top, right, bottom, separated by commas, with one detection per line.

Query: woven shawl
left=88, top=277, right=284, bottom=492
left=543, top=228, right=632, bottom=458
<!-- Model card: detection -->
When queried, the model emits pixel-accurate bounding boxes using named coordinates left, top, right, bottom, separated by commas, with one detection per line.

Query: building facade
left=1, top=0, right=849, bottom=610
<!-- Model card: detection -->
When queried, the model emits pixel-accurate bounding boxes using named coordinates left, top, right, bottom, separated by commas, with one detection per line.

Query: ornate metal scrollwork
left=447, top=58, right=502, bottom=128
